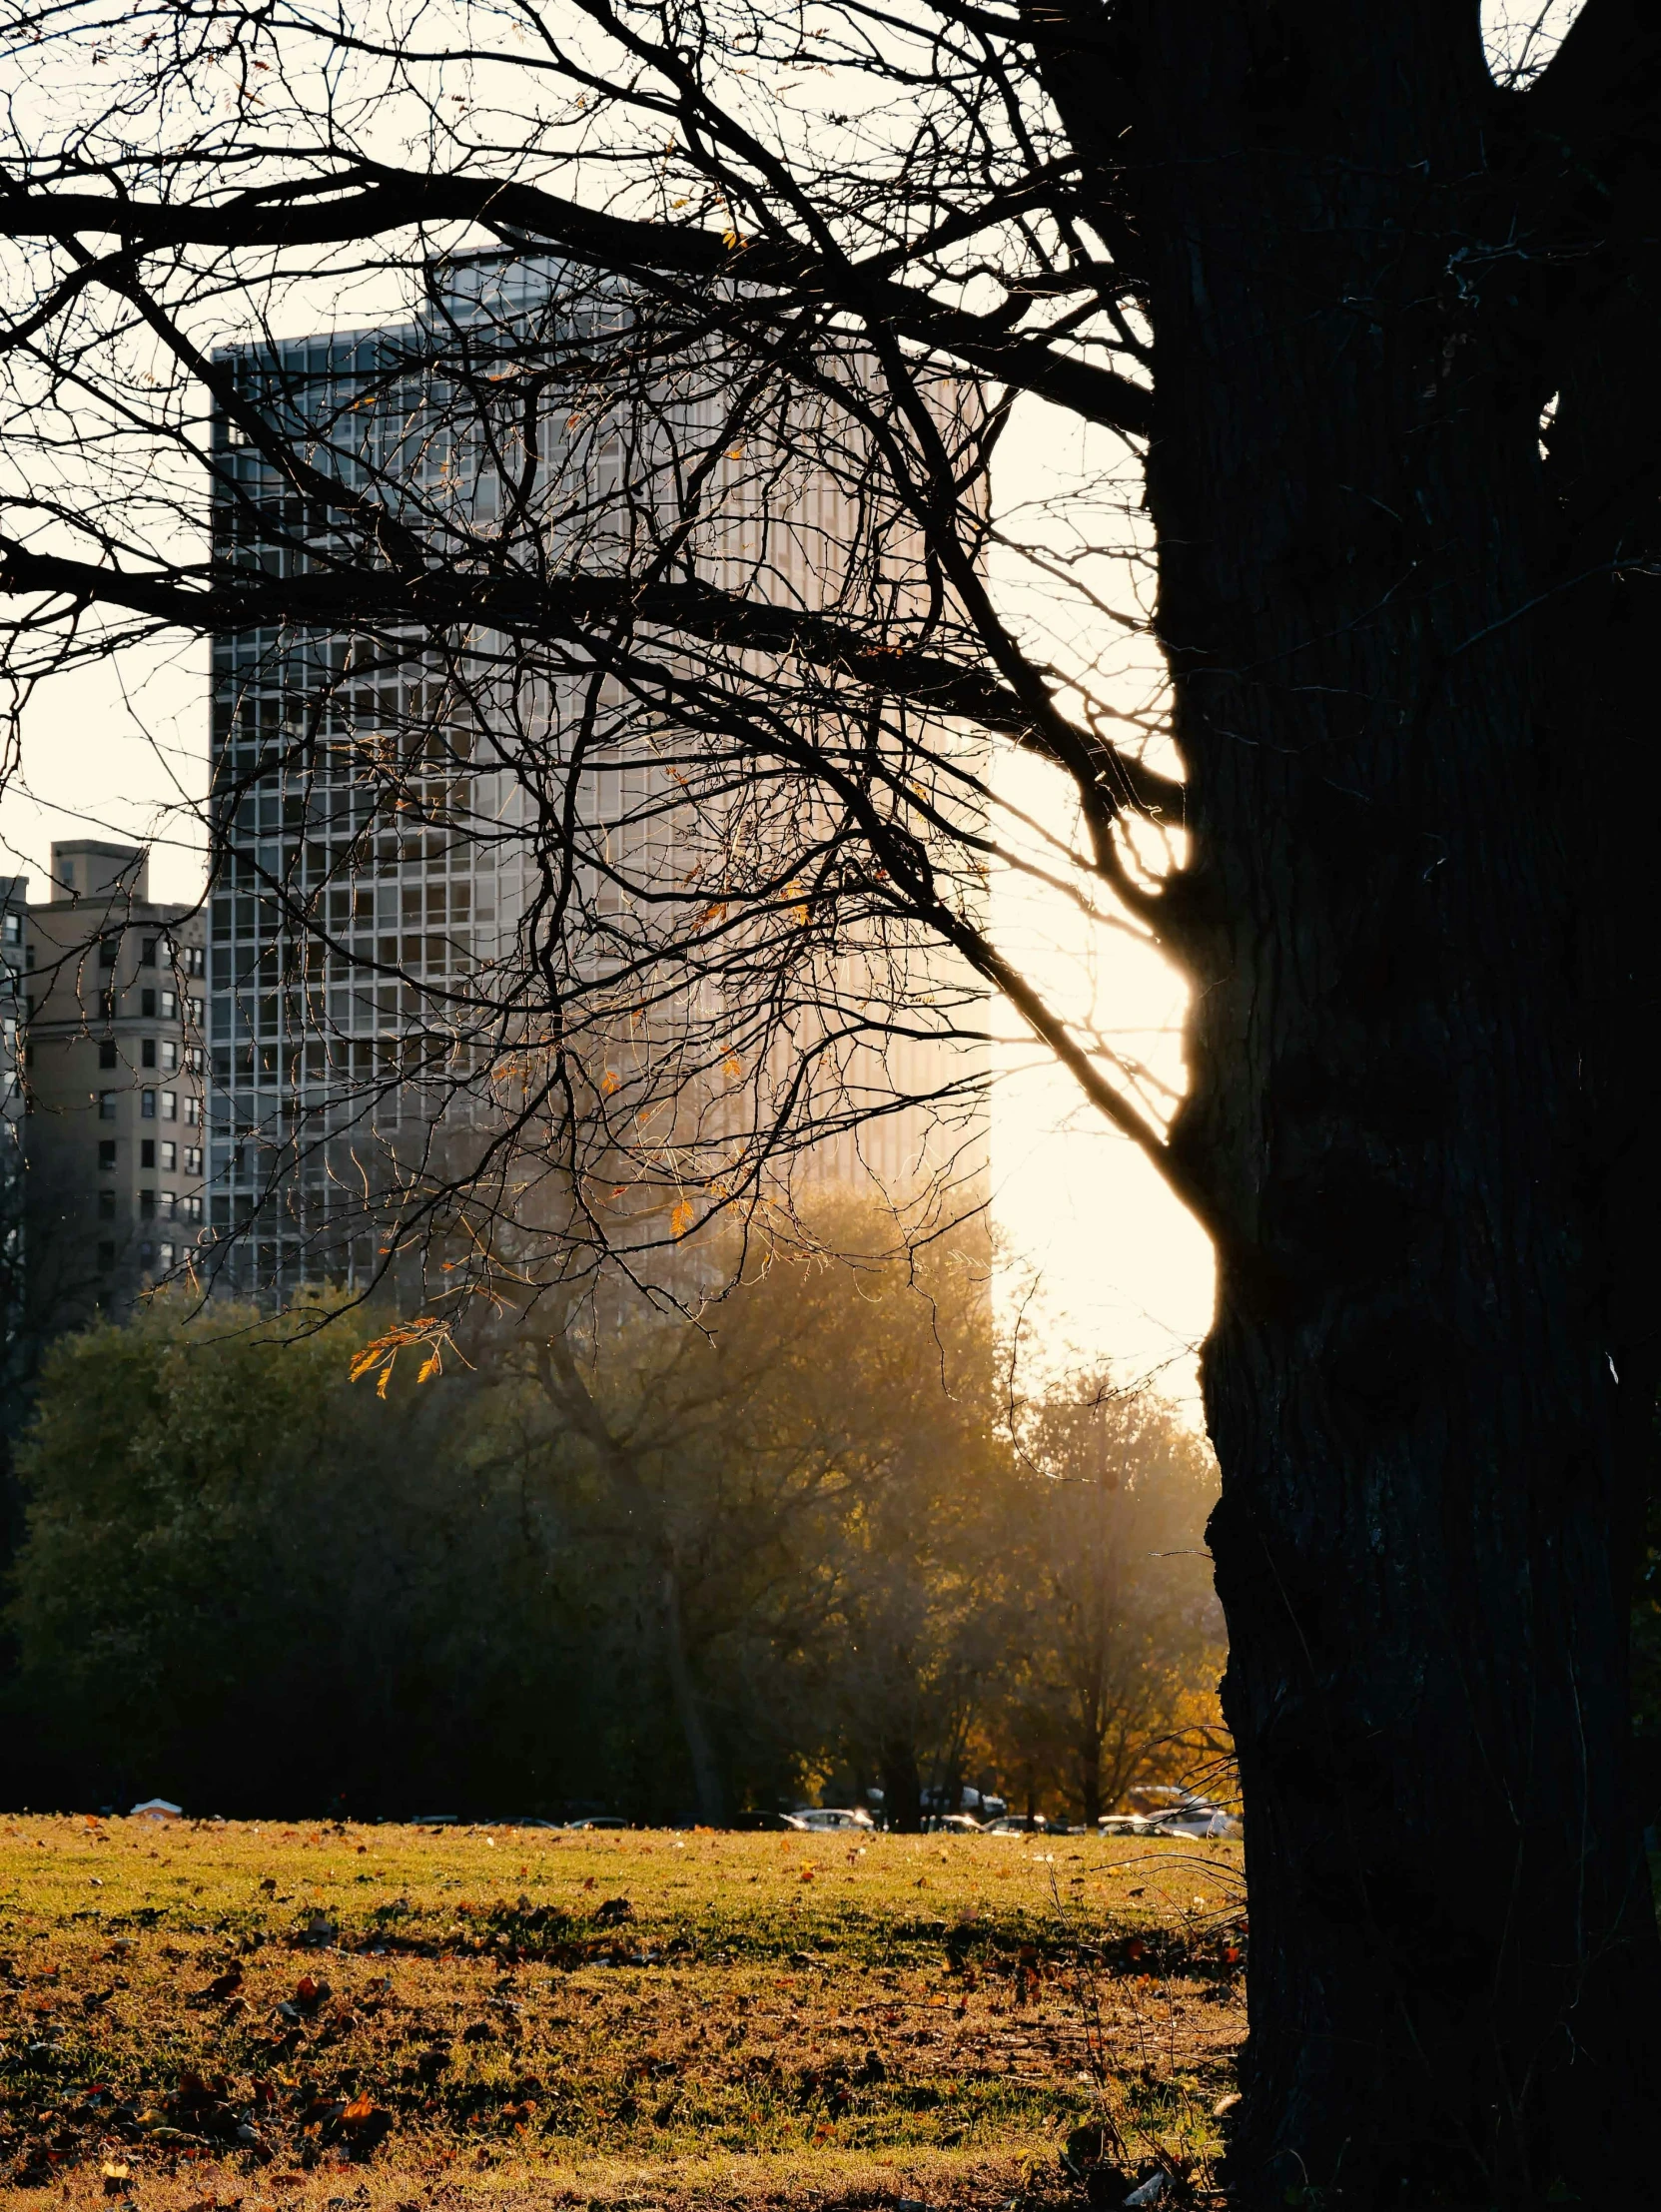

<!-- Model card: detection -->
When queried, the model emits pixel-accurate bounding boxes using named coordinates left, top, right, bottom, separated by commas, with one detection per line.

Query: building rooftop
left=38, top=840, right=151, bottom=908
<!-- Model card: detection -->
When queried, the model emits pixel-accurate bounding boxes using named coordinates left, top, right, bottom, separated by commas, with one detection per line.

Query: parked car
left=563, top=1816, right=628, bottom=1831
left=922, top=1813, right=984, bottom=1835
left=1137, top=1799, right=1241, bottom=1840
left=1101, top=1792, right=1242, bottom=1841
left=982, top=1814, right=1049, bottom=1836
left=921, top=1787, right=1006, bottom=1821
left=1126, top=1786, right=1191, bottom=1815
left=784, top=1808, right=874, bottom=1832
left=1156, top=1806, right=1241, bottom=1840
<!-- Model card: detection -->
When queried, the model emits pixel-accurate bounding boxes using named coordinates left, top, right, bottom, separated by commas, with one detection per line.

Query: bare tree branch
left=0, top=173, right=1154, bottom=435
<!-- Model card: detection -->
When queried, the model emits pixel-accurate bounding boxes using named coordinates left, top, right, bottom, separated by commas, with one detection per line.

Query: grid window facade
left=206, top=332, right=525, bottom=1298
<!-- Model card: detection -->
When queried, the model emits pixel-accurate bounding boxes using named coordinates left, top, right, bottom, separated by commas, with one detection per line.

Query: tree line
left=1, top=1215, right=1223, bottom=1826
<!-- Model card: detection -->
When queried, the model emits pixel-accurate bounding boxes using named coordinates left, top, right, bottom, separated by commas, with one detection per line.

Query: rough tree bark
left=1046, top=6, right=1661, bottom=2202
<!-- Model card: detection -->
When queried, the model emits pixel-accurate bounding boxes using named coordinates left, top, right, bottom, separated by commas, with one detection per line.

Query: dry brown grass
left=0, top=1816, right=1246, bottom=2211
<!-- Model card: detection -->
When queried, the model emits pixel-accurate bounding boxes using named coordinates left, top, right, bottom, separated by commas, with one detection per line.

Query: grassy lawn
left=0, top=1816, right=1245, bottom=2212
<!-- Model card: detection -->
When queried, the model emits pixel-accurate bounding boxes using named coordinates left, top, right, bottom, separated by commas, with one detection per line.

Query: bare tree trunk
left=531, top=1335, right=726, bottom=1827
left=1075, top=1676, right=1106, bottom=1828
left=1051, top=8, right=1661, bottom=2199
left=658, top=1556, right=725, bottom=1827
left=880, top=1737, right=923, bottom=1833
left=1077, top=1746, right=1104, bottom=1831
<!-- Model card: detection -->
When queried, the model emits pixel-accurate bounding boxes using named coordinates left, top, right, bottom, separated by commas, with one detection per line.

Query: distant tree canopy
left=3, top=1222, right=1221, bottom=1824
left=1006, top=1388, right=1221, bottom=1829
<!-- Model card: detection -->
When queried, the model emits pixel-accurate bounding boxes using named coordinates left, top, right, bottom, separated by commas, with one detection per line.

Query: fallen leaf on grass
left=340, top=2091, right=393, bottom=2153
left=190, top=1965, right=245, bottom=2006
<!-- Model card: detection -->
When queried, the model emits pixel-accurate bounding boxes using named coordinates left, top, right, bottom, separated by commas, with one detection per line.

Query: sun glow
left=983, top=399, right=1215, bottom=1419
left=987, top=750, right=1214, bottom=1419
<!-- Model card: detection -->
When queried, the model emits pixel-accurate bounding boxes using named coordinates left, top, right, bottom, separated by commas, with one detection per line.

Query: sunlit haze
left=0, top=401, right=1215, bottom=1420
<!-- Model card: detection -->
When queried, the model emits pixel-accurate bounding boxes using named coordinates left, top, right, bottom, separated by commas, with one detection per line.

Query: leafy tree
left=6, top=1298, right=587, bottom=1814
left=498, top=1206, right=1013, bottom=1826
left=1004, top=1383, right=1221, bottom=1828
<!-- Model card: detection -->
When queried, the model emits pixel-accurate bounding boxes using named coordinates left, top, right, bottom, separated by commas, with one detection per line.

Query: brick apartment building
left=21, top=841, right=206, bottom=1330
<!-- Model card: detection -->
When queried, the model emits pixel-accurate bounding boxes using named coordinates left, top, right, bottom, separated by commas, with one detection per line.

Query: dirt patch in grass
left=0, top=1817, right=1245, bottom=2209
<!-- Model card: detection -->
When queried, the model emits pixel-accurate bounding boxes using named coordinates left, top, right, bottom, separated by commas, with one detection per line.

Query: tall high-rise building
left=206, top=316, right=530, bottom=1296
left=206, top=275, right=987, bottom=1301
